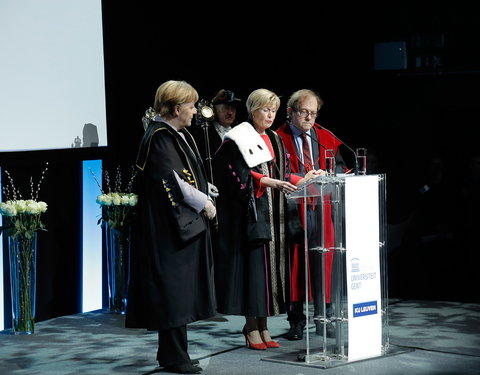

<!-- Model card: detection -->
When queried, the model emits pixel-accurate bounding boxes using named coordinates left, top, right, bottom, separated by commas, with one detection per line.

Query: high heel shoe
left=260, top=330, right=280, bottom=348
left=242, top=327, right=267, bottom=350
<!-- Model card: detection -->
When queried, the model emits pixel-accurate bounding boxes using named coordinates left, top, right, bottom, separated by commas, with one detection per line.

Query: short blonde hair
left=153, top=80, right=199, bottom=118
left=246, top=88, right=280, bottom=118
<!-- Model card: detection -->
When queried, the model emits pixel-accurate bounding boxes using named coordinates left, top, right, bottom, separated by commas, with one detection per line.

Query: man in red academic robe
left=276, top=89, right=347, bottom=340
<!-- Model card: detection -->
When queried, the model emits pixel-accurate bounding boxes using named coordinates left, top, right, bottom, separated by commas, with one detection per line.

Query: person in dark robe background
left=190, top=89, right=242, bottom=177
left=189, top=89, right=241, bottom=234
left=213, top=88, right=321, bottom=351
left=126, top=80, right=217, bottom=374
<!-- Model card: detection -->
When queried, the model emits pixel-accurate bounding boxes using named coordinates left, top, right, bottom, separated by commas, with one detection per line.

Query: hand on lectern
left=295, top=169, right=325, bottom=187
left=305, top=169, right=325, bottom=180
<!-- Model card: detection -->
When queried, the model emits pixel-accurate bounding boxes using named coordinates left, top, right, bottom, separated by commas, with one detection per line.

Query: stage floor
left=1, top=299, right=479, bottom=375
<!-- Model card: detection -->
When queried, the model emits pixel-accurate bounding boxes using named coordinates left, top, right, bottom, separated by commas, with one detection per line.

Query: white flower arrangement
left=0, top=200, right=48, bottom=216
left=0, top=163, right=49, bottom=239
left=96, top=192, right=138, bottom=207
left=90, top=165, right=138, bottom=230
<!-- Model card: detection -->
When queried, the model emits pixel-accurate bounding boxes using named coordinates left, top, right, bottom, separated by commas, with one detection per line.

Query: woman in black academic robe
left=213, top=89, right=317, bottom=351
left=126, top=80, right=216, bottom=374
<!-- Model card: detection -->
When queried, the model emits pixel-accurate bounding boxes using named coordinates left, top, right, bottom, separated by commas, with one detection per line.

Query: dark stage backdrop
left=1, top=2, right=479, bottom=326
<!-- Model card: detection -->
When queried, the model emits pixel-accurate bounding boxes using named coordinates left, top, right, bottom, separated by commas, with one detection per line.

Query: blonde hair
left=287, top=89, right=323, bottom=114
left=153, top=80, right=199, bottom=118
left=246, top=88, right=280, bottom=118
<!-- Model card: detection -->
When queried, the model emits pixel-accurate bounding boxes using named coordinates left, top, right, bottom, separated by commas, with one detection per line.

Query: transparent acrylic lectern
left=270, top=174, right=389, bottom=368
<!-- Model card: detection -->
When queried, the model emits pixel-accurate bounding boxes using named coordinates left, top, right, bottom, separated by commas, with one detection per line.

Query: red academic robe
left=276, top=123, right=342, bottom=303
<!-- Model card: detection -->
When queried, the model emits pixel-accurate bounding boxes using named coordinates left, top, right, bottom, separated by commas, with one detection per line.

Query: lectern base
left=261, top=344, right=412, bottom=370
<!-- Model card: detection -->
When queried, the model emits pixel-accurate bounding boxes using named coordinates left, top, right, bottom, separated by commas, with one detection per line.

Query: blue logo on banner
left=353, top=301, right=378, bottom=317
left=351, top=257, right=360, bottom=272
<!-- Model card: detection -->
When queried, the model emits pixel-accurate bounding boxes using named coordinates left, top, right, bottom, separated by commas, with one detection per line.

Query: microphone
left=314, top=124, right=359, bottom=175
left=301, top=129, right=344, bottom=175
left=301, top=129, right=328, bottom=151
left=301, top=126, right=351, bottom=174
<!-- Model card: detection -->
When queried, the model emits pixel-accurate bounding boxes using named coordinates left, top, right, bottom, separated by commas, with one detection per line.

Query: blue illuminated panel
left=82, top=160, right=103, bottom=312
left=0, top=167, right=3, bottom=330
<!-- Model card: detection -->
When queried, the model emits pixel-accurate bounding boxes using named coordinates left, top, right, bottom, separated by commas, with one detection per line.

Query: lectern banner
left=345, top=175, right=382, bottom=361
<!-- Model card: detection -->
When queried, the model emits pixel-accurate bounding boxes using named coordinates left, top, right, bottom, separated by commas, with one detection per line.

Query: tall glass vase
left=8, top=232, right=37, bottom=335
left=105, top=224, right=131, bottom=314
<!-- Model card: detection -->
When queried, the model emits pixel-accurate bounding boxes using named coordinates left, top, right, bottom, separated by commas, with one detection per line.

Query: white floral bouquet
left=96, top=192, right=138, bottom=207
left=90, top=165, right=138, bottom=231
left=0, top=163, right=49, bottom=239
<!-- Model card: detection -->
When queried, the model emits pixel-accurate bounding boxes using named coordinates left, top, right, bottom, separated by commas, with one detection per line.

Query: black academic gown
left=190, top=123, right=223, bottom=168
left=125, top=120, right=217, bottom=331
left=189, top=122, right=225, bottom=188
left=213, top=126, right=298, bottom=317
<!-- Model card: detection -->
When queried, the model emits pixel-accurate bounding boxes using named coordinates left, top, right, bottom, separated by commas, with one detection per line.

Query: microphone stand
left=301, top=128, right=340, bottom=172
left=313, top=124, right=359, bottom=175
left=302, top=129, right=328, bottom=151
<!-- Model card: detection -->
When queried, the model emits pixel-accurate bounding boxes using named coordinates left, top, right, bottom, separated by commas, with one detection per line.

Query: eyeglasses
left=294, top=109, right=318, bottom=118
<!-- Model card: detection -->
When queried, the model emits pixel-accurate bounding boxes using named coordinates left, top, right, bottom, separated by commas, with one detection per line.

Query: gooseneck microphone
left=314, top=124, right=359, bottom=175
left=301, top=129, right=328, bottom=151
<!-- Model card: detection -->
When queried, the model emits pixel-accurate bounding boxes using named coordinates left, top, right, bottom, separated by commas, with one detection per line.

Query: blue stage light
left=82, top=160, right=103, bottom=312
left=0, top=166, right=4, bottom=330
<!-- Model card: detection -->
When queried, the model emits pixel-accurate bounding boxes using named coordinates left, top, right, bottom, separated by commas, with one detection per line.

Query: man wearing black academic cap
left=191, top=89, right=241, bottom=183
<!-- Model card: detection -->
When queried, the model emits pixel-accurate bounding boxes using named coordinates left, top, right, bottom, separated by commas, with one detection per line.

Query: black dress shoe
left=315, top=321, right=336, bottom=338
left=284, top=322, right=306, bottom=340
left=326, top=323, right=336, bottom=338
left=163, top=363, right=202, bottom=374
